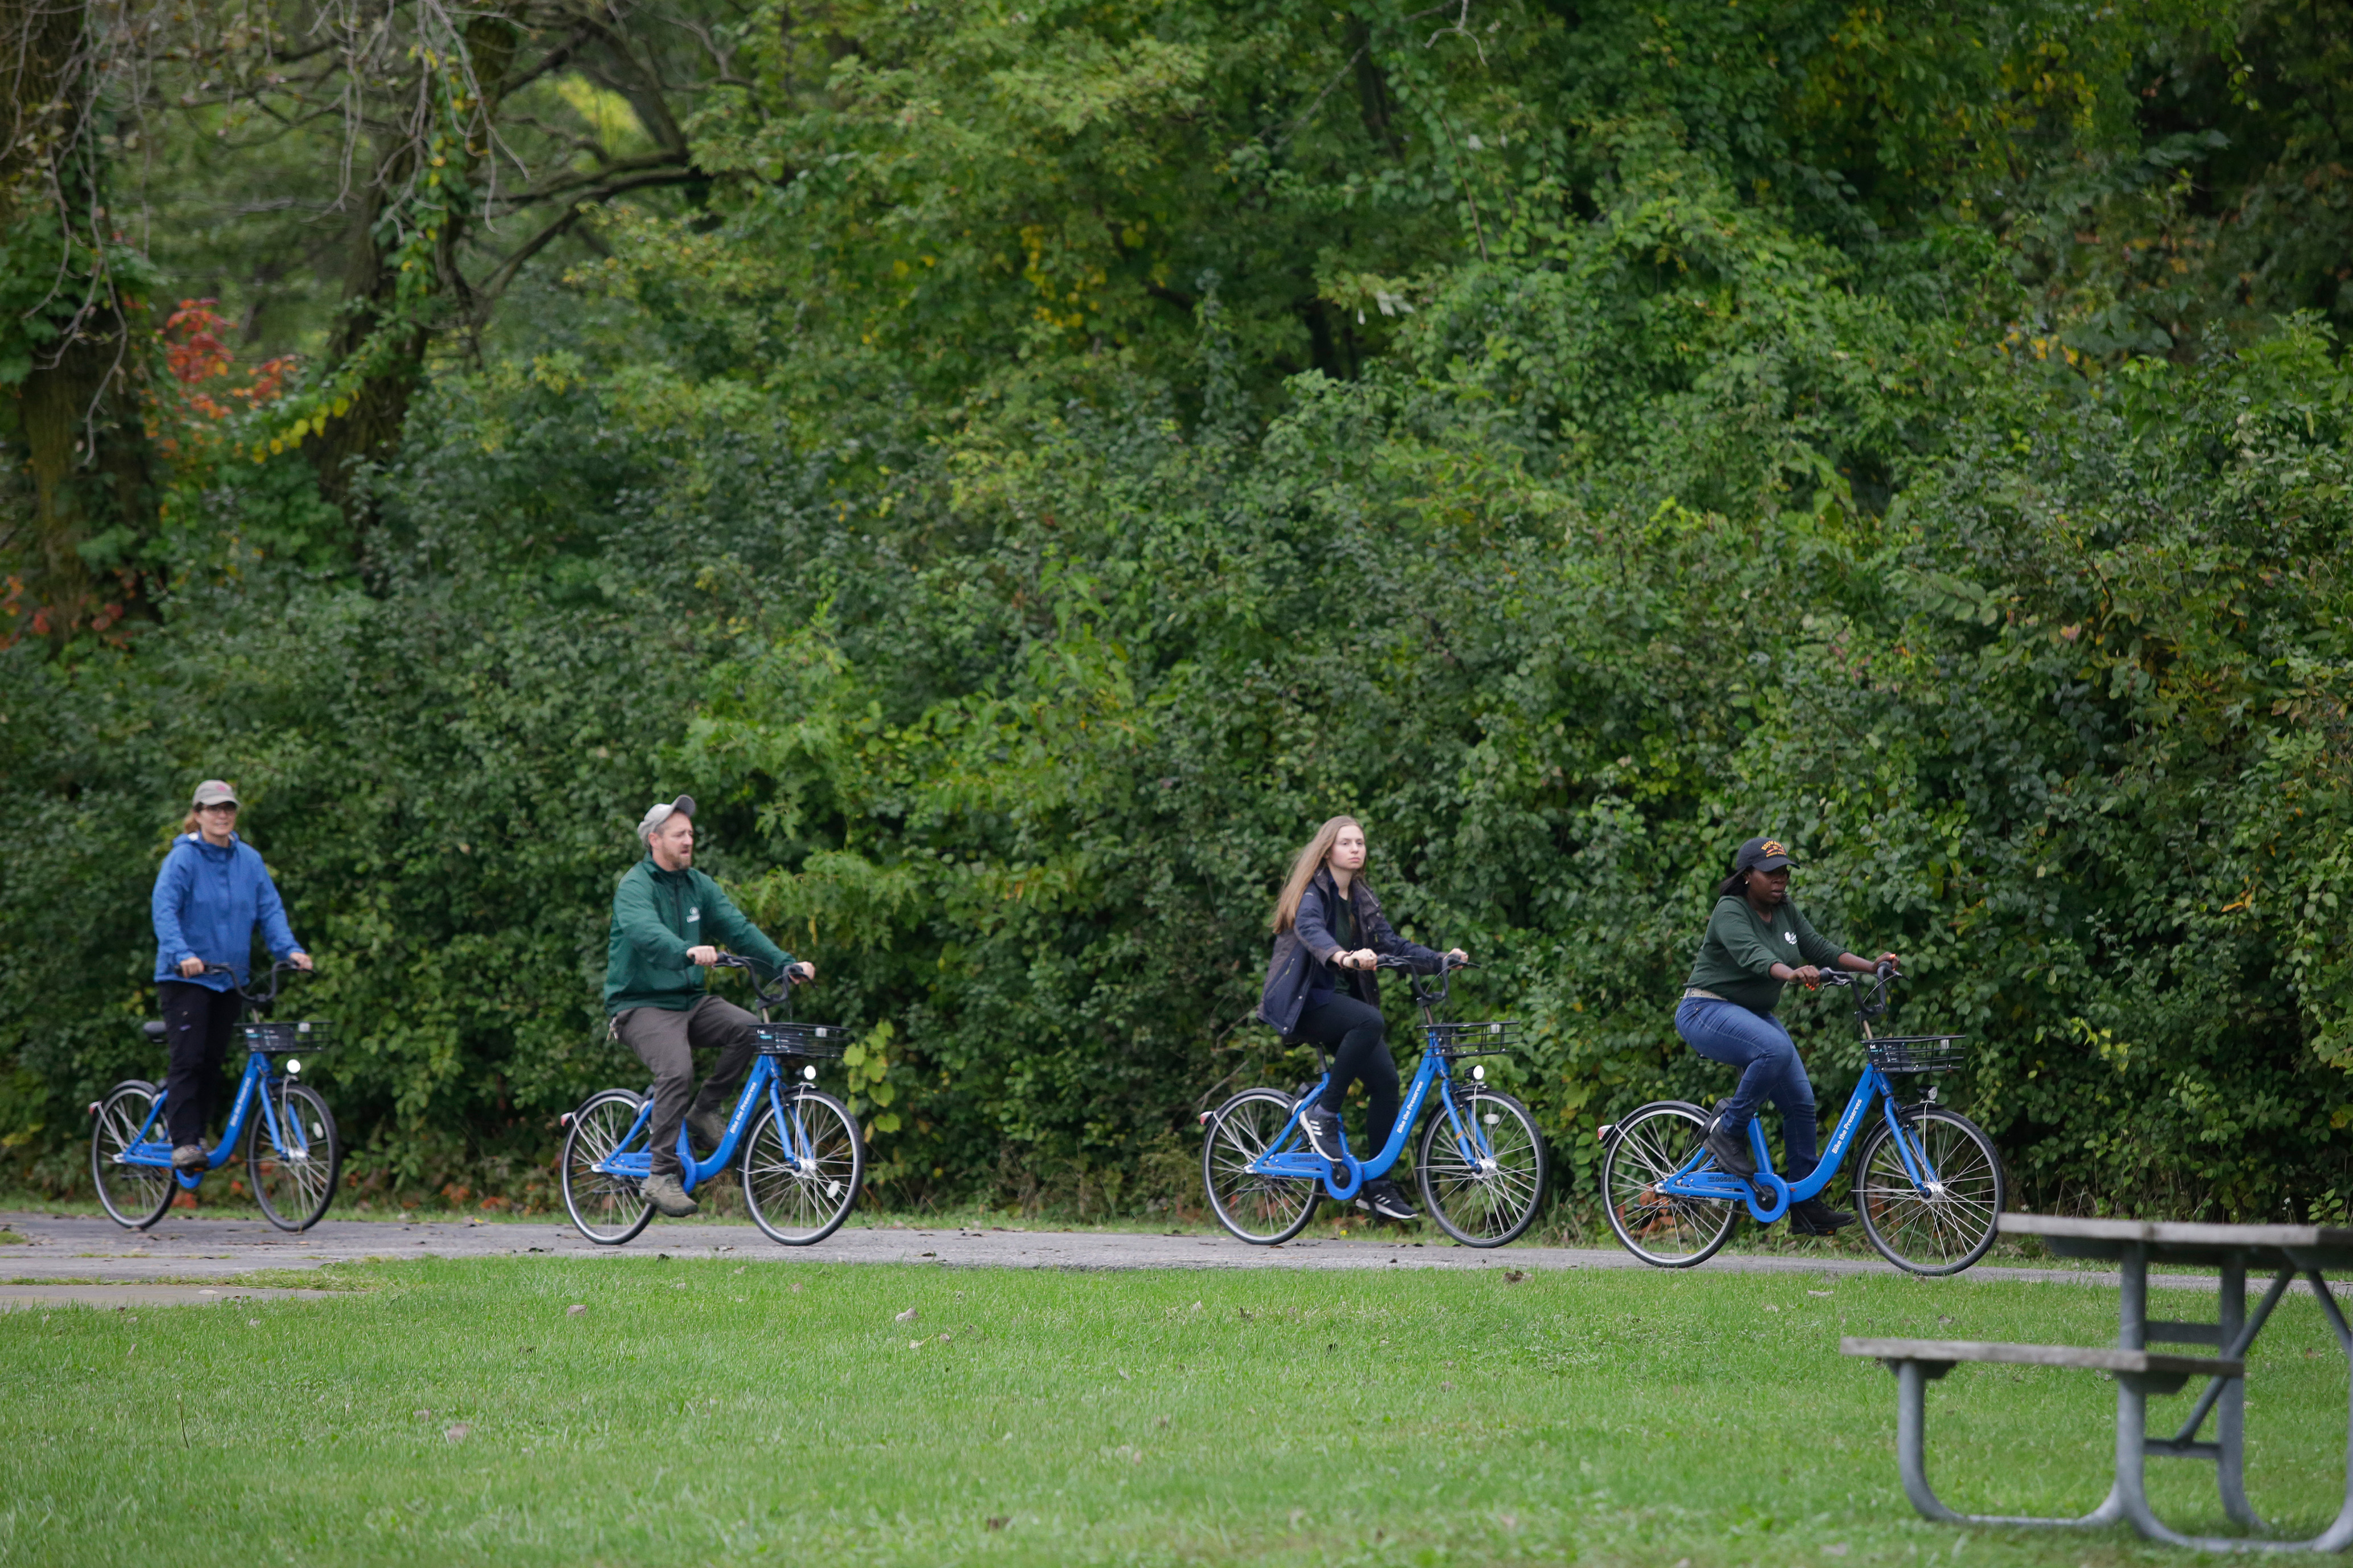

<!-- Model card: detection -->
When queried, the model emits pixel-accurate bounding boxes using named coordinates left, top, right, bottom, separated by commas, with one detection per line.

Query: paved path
left=0, top=1211, right=2302, bottom=1295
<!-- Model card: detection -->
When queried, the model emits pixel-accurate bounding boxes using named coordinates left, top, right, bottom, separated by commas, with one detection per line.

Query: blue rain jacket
left=150, top=833, right=304, bottom=991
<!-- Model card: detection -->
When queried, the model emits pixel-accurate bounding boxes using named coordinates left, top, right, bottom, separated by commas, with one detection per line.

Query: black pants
left=1297, top=994, right=1401, bottom=1159
left=612, top=996, right=762, bottom=1178
left=159, top=981, right=240, bottom=1148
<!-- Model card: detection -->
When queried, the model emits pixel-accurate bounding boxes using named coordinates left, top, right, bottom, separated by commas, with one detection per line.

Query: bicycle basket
left=750, top=1022, right=848, bottom=1059
left=240, top=1020, right=333, bottom=1054
left=1429, top=1020, right=1518, bottom=1057
left=1865, top=1035, right=1967, bottom=1074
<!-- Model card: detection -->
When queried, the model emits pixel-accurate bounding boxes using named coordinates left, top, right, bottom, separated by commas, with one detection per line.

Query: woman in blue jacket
left=150, top=780, right=311, bottom=1169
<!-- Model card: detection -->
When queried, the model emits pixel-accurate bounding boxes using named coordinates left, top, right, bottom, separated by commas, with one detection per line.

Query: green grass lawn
left=3, top=1259, right=2344, bottom=1566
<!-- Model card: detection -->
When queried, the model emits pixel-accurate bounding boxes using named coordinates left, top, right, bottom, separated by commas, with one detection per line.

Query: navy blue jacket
left=1258, top=869, right=1441, bottom=1035
left=150, top=833, right=304, bottom=991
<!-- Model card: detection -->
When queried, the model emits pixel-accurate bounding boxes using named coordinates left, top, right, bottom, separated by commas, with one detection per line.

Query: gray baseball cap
left=191, top=779, right=239, bottom=808
left=637, top=795, right=696, bottom=841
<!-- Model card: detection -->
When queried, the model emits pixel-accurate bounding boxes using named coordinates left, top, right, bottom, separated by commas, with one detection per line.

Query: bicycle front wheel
left=91, top=1081, right=175, bottom=1230
left=1417, top=1089, right=1547, bottom=1247
left=1853, top=1106, right=2004, bottom=1276
left=1202, top=1089, right=1320, bottom=1244
left=562, top=1089, right=655, bottom=1245
left=1600, top=1102, right=1738, bottom=1267
left=248, top=1082, right=340, bottom=1231
left=742, top=1090, right=863, bottom=1246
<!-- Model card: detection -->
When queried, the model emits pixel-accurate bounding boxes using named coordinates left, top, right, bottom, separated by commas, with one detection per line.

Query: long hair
left=180, top=808, right=203, bottom=837
left=1271, top=815, right=1361, bottom=933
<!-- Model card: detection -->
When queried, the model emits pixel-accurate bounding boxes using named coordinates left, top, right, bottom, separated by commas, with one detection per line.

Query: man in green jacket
left=607, top=795, right=814, bottom=1217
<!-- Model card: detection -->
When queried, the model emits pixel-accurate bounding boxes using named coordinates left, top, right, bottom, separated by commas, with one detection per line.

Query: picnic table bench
left=1840, top=1213, right=2353, bottom=1552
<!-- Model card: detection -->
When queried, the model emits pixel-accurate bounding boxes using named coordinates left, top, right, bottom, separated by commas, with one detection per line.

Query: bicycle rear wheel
left=1202, top=1089, right=1320, bottom=1244
left=1416, top=1089, right=1547, bottom=1247
left=562, top=1089, right=655, bottom=1245
left=742, top=1089, right=863, bottom=1245
left=248, top=1082, right=340, bottom=1231
left=1600, top=1102, right=1738, bottom=1267
left=1853, top=1106, right=2004, bottom=1276
left=91, top=1081, right=175, bottom=1230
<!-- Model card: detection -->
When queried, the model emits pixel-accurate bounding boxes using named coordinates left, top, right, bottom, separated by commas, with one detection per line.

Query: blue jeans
left=1675, top=997, right=1819, bottom=1181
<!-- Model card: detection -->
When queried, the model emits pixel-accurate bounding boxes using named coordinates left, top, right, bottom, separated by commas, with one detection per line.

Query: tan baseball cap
left=637, top=795, right=696, bottom=841
left=191, top=779, right=239, bottom=808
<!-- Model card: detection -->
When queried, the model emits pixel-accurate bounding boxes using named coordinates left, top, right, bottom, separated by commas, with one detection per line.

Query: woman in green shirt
left=1677, top=836, right=1898, bottom=1235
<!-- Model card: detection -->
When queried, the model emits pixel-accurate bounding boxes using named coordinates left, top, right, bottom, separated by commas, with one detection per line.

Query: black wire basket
left=239, top=1020, right=333, bottom=1054
left=1865, top=1035, right=1968, bottom=1074
left=750, top=1022, right=848, bottom=1059
left=1428, top=1020, right=1518, bottom=1057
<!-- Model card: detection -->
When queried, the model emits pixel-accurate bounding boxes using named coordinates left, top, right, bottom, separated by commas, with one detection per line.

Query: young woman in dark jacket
left=1258, top=816, right=1465, bottom=1222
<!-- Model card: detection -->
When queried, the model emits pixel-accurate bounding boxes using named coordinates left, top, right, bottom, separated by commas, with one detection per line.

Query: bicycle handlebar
left=200, top=959, right=308, bottom=1013
left=704, top=952, right=804, bottom=1009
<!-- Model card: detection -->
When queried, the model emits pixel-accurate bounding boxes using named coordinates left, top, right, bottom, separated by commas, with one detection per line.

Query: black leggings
left=159, top=981, right=240, bottom=1148
left=1296, top=994, right=1400, bottom=1157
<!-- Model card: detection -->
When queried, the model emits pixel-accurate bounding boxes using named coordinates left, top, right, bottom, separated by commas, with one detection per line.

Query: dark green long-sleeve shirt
left=1682, top=895, right=1845, bottom=1015
left=604, top=855, right=794, bottom=1015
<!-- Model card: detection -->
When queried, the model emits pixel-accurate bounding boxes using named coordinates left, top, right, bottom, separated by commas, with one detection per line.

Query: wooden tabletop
left=1999, top=1213, right=2353, bottom=1266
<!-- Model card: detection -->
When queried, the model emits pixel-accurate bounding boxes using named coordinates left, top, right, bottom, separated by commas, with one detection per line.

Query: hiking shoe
left=687, top=1108, right=729, bottom=1153
left=1360, top=1178, right=1420, bottom=1223
left=1299, top=1104, right=1345, bottom=1161
left=171, top=1143, right=208, bottom=1172
left=1702, top=1118, right=1756, bottom=1179
left=1788, top=1196, right=1854, bottom=1236
left=642, top=1173, right=698, bottom=1218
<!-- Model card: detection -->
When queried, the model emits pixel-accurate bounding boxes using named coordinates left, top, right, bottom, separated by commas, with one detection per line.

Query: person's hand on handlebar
left=786, top=960, right=816, bottom=984
left=288, top=950, right=313, bottom=972
left=1444, top=947, right=1469, bottom=966
left=1332, top=948, right=1378, bottom=971
left=177, top=955, right=206, bottom=978
left=687, top=945, right=720, bottom=967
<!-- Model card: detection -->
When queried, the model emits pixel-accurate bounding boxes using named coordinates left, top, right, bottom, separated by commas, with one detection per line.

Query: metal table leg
left=1889, top=1357, right=2123, bottom=1529
left=2117, top=1263, right=2353, bottom=1552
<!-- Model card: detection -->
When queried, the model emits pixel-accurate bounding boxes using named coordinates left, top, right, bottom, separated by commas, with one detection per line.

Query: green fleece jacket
left=1682, top=895, right=1846, bottom=1015
left=604, top=856, right=795, bottom=1015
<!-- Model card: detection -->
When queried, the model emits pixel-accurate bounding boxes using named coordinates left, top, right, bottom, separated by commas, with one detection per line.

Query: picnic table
left=1842, top=1213, right=2353, bottom=1552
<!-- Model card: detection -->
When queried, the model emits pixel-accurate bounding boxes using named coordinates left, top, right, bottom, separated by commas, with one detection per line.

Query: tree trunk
left=305, top=10, right=523, bottom=532
left=0, top=0, right=156, bottom=640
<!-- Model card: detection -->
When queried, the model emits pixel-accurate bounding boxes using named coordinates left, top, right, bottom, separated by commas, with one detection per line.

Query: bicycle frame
left=591, top=1053, right=835, bottom=1195
left=1246, top=952, right=1507, bottom=1202
left=112, top=1047, right=309, bottom=1191
left=1250, top=1043, right=1488, bottom=1201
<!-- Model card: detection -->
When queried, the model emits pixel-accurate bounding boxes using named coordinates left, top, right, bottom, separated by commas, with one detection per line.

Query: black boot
left=1788, top=1196, right=1853, bottom=1235
left=1702, top=1117, right=1756, bottom=1179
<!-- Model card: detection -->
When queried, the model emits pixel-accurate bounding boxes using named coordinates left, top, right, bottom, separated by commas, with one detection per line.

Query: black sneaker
left=1298, top=1104, right=1344, bottom=1161
left=1702, top=1118, right=1756, bottom=1179
left=1788, top=1197, right=1853, bottom=1236
left=1360, top=1178, right=1419, bottom=1223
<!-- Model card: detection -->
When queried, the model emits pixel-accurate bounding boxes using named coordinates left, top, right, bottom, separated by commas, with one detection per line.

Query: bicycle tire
left=1202, top=1089, right=1320, bottom=1244
left=1600, top=1101, right=1739, bottom=1268
left=741, top=1089, right=863, bottom=1246
left=91, top=1081, right=175, bottom=1230
left=1852, top=1106, right=2004, bottom=1276
left=1415, top=1089, right=1547, bottom=1247
left=562, top=1089, right=656, bottom=1245
left=248, top=1082, right=340, bottom=1231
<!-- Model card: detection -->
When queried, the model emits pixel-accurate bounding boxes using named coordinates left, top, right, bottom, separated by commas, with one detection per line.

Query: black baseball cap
left=1735, top=836, right=1797, bottom=873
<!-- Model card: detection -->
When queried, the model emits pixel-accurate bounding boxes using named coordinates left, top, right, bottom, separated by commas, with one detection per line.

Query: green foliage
left=5, top=1, right=2353, bottom=1220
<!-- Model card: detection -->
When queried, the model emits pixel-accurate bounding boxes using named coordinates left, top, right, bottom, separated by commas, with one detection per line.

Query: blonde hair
left=1270, top=816, right=1362, bottom=933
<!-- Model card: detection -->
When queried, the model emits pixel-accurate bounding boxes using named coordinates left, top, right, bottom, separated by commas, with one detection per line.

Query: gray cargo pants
left=612, top=995, right=762, bottom=1177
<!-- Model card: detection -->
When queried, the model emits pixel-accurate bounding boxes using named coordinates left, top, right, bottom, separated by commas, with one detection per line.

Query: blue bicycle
left=89, top=961, right=340, bottom=1232
left=1201, top=954, right=1547, bottom=1247
left=559, top=955, right=863, bottom=1246
left=1598, top=966, right=2004, bottom=1276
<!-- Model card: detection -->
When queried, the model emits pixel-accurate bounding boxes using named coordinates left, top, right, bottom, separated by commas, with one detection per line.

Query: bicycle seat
left=141, top=1020, right=166, bottom=1042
